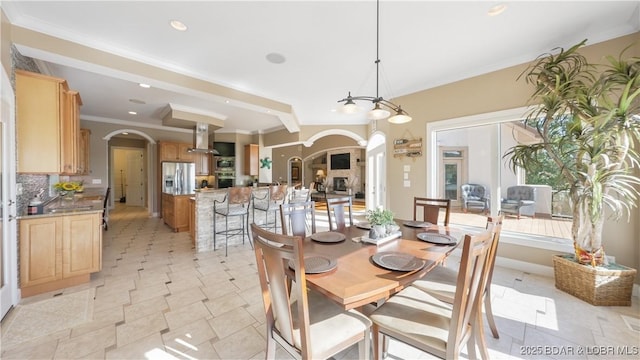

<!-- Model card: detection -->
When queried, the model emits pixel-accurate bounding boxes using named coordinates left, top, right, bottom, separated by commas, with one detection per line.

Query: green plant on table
left=366, top=208, right=395, bottom=226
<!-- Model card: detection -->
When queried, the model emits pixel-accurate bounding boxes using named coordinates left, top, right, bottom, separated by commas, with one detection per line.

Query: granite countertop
left=18, top=195, right=104, bottom=220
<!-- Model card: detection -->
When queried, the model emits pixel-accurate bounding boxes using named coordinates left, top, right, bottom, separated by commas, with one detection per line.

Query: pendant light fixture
left=337, top=0, right=412, bottom=124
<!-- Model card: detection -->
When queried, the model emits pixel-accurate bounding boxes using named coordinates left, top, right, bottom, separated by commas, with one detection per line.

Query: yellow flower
left=54, top=181, right=82, bottom=192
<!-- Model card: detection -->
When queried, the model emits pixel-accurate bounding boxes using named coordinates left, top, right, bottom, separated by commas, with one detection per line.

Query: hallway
left=1, top=204, right=638, bottom=359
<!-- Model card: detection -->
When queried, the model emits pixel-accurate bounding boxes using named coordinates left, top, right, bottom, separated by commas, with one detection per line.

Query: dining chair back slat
left=326, top=196, right=354, bottom=231
left=414, top=197, right=451, bottom=226
left=280, top=201, right=316, bottom=238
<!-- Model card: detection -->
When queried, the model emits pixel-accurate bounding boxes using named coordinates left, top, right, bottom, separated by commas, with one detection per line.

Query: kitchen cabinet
left=19, top=212, right=102, bottom=297
left=16, top=70, right=82, bottom=174
left=78, top=128, right=91, bottom=175
left=162, top=193, right=191, bottom=232
left=159, top=141, right=195, bottom=162
left=195, top=152, right=211, bottom=175
left=244, top=144, right=259, bottom=176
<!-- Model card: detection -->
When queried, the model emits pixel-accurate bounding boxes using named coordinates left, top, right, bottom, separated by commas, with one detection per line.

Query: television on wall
left=330, top=153, right=350, bottom=170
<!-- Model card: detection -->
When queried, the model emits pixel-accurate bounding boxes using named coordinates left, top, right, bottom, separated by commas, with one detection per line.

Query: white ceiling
left=4, top=1, right=639, bottom=135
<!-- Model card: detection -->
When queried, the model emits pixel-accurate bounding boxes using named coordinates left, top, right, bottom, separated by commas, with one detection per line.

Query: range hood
left=161, top=104, right=224, bottom=155
left=187, top=123, right=219, bottom=155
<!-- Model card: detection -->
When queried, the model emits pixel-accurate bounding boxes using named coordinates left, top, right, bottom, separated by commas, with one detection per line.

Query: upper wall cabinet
left=244, top=144, right=259, bottom=176
left=16, top=70, right=82, bottom=174
left=159, top=141, right=195, bottom=163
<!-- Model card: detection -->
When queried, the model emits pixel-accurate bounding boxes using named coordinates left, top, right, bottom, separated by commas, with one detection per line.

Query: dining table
left=300, top=219, right=465, bottom=310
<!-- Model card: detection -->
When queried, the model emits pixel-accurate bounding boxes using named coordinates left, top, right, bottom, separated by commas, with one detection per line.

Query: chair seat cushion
left=215, top=204, right=248, bottom=216
left=254, top=200, right=280, bottom=211
left=411, top=263, right=459, bottom=303
left=276, top=289, right=370, bottom=358
left=370, top=286, right=453, bottom=354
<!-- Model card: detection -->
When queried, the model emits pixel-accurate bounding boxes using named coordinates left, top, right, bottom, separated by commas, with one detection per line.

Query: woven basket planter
left=553, top=255, right=636, bottom=306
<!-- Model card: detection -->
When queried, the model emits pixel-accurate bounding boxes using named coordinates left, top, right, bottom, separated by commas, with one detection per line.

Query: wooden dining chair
left=412, top=215, right=504, bottom=340
left=369, top=229, right=495, bottom=360
left=250, top=223, right=371, bottom=360
left=213, top=187, right=253, bottom=256
left=414, top=197, right=451, bottom=226
left=280, top=201, right=316, bottom=238
left=326, top=196, right=354, bottom=231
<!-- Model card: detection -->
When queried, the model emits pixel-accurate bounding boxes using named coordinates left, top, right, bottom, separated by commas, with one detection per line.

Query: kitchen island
left=192, top=187, right=270, bottom=252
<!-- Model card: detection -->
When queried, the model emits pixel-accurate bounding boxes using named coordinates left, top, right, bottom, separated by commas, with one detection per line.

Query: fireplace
left=333, top=177, right=348, bottom=192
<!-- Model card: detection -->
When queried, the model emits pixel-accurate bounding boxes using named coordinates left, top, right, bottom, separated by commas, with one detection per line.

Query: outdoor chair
left=461, top=184, right=490, bottom=214
left=501, top=185, right=536, bottom=219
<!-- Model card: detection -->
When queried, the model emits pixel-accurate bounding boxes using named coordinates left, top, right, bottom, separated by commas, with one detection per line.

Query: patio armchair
left=461, top=183, right=490, bottom=214
left=501, top=185, right=536, bottom=219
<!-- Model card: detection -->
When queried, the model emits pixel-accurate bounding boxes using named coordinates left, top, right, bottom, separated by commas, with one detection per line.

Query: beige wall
left=1, top=10, right=11, bottom=76
left=385, top=33, right=640, bottom=278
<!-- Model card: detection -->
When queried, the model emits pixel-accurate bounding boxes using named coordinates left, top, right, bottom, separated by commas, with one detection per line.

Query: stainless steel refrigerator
left=162, top=162, right=196, bottom=195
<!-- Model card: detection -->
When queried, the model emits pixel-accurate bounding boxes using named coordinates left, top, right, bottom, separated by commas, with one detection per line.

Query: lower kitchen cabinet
left=19, top=212, right=102, bottom=297
left=162, top=193, right=191, bottom=232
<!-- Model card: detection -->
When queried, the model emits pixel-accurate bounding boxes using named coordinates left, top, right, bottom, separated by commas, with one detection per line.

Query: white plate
left=355, top=222, right=372, bottom=230
left=416, top=232, right=458, bottom=245
left=371, top=251, right=426, bottom=272
left=403, top=220, right=432, bottom=228
left=310, top=231, right=346, bottom=243
left=289, top=255, right=337, bottom=274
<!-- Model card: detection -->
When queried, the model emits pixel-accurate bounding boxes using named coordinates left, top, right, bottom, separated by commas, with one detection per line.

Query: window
left=426, top=107, right=573, bottom=253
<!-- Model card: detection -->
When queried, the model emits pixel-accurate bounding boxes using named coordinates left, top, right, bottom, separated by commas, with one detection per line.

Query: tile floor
left=1, top=203, right=638, bottom=359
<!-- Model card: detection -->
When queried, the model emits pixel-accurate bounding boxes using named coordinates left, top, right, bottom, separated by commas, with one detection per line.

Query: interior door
left=367, top=134, right=386, bottom=211
left=1, top=69, right=18, bottom=319
left=126, top=150, right=144, bottom=206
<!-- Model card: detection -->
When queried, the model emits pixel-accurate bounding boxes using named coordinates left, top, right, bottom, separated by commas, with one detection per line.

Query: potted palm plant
left=505, top=40, right=640, bottom=305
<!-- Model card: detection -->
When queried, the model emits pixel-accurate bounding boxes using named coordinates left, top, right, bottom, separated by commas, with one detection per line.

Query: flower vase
left=59, top=191, right=76, bottom=206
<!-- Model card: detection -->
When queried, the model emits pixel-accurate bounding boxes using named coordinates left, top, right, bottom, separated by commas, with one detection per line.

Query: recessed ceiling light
left=225, top=100, right=230, bottom=104
left=170, top=20, right=188, bottom=31
left=129, top=98, right=146, bottom=104
left=488, top=4, right=507, bottom=16
left=266, top=52, right=286, bottom=64
left=122, top=132, right=129, bottom=135
left=128, top=111, right=137, bottom=115
left=139, top=83, right=151, bottom=88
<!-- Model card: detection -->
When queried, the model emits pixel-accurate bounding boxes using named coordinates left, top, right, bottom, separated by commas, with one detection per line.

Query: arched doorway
left=287, top=157, right=302, bottom=187
left=104, top=129, right=156, bottom=215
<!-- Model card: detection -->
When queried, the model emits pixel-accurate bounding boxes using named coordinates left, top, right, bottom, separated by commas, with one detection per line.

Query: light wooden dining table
left=301, top=220, right=464, bottom=310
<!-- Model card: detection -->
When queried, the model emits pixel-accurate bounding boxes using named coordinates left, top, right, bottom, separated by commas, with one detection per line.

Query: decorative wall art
left=260, top=157, right=272, bottom=169
left=393, top=138, right=422, bottom=158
